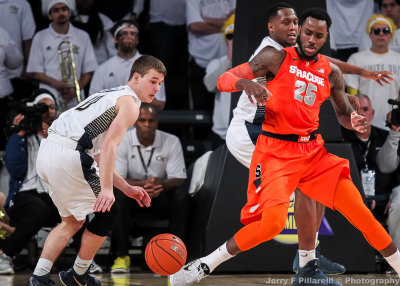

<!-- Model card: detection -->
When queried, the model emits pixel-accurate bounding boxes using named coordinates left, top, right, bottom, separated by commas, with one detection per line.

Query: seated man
left=111, top=103, right=188, bottom=273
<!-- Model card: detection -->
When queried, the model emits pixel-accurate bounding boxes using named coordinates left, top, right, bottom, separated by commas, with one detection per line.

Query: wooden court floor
left=5, top=272, right=400, bottom=286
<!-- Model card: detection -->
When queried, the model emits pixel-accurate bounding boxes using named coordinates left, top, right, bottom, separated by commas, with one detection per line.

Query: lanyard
left=362, top=139, right=371, bottom=169
left=136, top=146, right=155, bottom=178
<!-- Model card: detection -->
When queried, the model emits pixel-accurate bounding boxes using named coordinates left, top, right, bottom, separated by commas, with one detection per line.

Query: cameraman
left=377, top=109, right=400, bottom=253
left=0, top=90, right=60, bottom=274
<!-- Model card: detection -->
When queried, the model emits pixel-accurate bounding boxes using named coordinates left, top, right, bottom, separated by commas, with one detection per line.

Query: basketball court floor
left=6, top=272, right=400, bottom=285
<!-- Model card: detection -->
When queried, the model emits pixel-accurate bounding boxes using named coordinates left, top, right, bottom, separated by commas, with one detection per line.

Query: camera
left=5, top=101, right=49, bottom=136
left=388, top=99, right=400, bottom=127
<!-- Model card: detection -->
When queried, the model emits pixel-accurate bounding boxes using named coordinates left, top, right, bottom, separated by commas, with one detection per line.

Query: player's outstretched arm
left=217, top=46, right=284, bottom=105
left=329, top=63, right=368, bottom=133
left=326, top=55, right=394, bottom=86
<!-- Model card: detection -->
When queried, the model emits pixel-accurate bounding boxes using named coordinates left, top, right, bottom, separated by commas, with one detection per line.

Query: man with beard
left=169, top=8, right=400, bottom=286
left=90, top=20, right=166, bottom=110
left=27, top=0, right=97, bottom=111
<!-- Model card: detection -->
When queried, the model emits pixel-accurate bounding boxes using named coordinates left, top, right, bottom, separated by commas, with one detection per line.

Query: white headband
left=114, top=23, right=137, bottom=37
left=34, top=93, right=55, bottom=105
left=368, top=17, right=393, bottom=33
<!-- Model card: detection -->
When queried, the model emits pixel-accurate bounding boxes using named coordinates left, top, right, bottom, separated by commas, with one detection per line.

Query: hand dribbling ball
left=145, top=233, right=187, bottom=276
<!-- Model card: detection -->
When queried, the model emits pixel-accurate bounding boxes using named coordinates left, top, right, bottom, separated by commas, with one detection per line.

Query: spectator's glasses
left=118, top=31, right=139, bottom=38
left=226, top=33, right=234, bottom=40
left=47, top=104, right=57, bottom=110
left=372, top=27, right=391, bottom=35
left=50, top=6, right=69, bottom=13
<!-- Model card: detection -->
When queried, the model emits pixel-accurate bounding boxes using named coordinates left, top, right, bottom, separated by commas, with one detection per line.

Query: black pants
left=111, top=184, right=190, bottom=257
left=1, top=190, right=60, bottom=257
left=188, top=58, right=215, bottom=111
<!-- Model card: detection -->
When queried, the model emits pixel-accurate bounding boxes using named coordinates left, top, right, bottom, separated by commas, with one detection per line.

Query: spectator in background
left=1, top=90, right=60, bottom=275
left=0, top=0, right=37, bottom=101
left=342, top=94, right=395, bottom=229
left=327, top=0, right=374, bottom=61
left=377, top=110, right=400, bottom=260
left=0, top=27, right=23, bottom=151
left=97, top=0, right=144, bottom=22
left=203, top=14, right=234, bottom=149
left=361, top=0, right=400, bottom=51
left=90, top=20, right=166, bottom=110
left=111, top=103, right=188, bottom=273
left=72, top=0, right=117, bottom=65
left=344, top=14, right=400, bottom=130
left=186, top=0, right=236, bottom=113
left=147, top=0, right=188, bottom=110
left=27, top=0, right=98, bottom=111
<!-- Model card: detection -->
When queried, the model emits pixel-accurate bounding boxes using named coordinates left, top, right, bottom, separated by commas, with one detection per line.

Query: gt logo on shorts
left=255, top=164, right=262, bottom=178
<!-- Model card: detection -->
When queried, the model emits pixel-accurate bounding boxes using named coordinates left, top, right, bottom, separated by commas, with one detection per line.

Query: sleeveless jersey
left=263, top=47, right=332, bottom=135
left=232, top=36, right=284, bottom=124
left=49, top=85, right=141, bottom=155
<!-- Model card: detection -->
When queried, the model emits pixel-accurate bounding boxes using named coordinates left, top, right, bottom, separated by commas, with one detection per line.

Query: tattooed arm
left=217, top=46, right=285, bottom=105
left=329, top=63, right=368, bottom=133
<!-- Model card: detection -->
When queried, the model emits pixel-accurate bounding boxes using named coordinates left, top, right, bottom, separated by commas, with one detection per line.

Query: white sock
left=33, top=258, right=53, bottom=276
left=73, top=256, right=92, bottom=275
left=385, top=250, right=400, bottom=276
left=201, top=242, right=234, bottom=273
left=315, top=232, right=319, bottom=248
left=299, top=249, right=316, bottom=268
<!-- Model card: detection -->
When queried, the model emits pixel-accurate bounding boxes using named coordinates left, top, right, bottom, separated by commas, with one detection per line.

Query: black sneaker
left=293, top=259, right=342, bottom=286
left=27, top=274, right=55, bottom=286
left=59, top=267, right=100, bottom=286
left=293, top=245, right=346, bottom=274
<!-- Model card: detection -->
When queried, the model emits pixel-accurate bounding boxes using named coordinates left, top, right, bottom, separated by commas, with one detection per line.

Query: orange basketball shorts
left=241, top=134, right=351, bottom=225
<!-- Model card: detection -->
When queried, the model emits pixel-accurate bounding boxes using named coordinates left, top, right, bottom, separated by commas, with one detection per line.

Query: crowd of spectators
left=1, top=0, right=400, bottom=276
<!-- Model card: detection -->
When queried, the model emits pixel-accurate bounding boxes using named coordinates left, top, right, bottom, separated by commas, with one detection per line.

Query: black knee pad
left=87, top=202, right=120, bottom=237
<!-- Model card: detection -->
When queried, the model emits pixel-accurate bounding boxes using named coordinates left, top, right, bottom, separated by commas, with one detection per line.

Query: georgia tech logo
left=273, top=195, right=334, bottom=244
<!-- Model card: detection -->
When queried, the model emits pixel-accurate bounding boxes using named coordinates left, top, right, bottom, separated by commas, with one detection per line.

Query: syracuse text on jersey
left=289, top=65, right=325, bottom=86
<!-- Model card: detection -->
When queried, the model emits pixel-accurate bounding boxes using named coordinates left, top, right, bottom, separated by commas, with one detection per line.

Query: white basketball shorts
left=36, top=134, right=98, bottom=221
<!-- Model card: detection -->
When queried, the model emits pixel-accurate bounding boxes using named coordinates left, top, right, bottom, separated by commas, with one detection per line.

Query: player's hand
left=123, top=185, right=151, bottom=207
left=351, top=112, right=368, bottom=133
left=94, top=190, right=115, bottom=212
left=237, top=79, right=272, bottom=106
left=360, top=69, right=394, bottom=86
left=347, top=94, right=360, bottom=114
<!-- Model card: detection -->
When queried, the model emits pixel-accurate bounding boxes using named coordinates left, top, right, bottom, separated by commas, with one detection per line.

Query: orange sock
left=217, top=62, right=255, bottom=92
left=333, top=177, right=392, bottom=251
left=234, top=204, right=288, bottom=251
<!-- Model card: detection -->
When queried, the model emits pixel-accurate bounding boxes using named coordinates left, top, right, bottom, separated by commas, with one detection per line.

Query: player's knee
left=259, top=209, right=287, bottom=239
left=87, top=202, right=121, bottom=237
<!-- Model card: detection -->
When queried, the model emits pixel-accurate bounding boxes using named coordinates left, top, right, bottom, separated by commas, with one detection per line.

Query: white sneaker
left=0, top=253, right=14, bottom=275
left=89, top=260, right=103, bottom=274
left=168, top=259, right=209, bottom=286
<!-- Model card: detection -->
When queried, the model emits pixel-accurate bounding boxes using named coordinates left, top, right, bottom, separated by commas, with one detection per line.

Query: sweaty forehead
left=303, top=17, right=327, bottom=32
left=272, top=8, right=297, bottom=21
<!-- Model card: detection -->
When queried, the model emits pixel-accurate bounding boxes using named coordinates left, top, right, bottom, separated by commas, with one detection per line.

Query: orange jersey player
left=170, top=8, right=400, bottom=286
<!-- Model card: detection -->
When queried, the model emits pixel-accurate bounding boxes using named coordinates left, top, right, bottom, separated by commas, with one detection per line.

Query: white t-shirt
left=89, top=52, right=166, bottom=102
left=150, top=0, right=186, bottom=25
left=27, top=23, right=98, bottom=107
left=0, top=27, right=23, bottom=97
left=74, top=13, right=117, bottom=65
left=204, top=55, right=231, bottom=139
left=49, top=85, right=141, bottom=156
left=0, top=0, right=36, bottom=77
left=344, top=49, right=400, bottom=129
left=232, top=36, right=283, bottom=124
left=326, top=0, right=374, bottom=49
left=186, top=0, right=236, bottom=68
left=115, top=128, right=187, bottom=180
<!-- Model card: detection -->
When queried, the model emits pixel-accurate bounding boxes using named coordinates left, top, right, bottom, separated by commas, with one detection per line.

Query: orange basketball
left=145, top=233, right=187, bottom=276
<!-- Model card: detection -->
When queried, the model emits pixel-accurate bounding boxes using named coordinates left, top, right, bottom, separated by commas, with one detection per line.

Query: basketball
left=145, top=233, right=187, bottom=276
